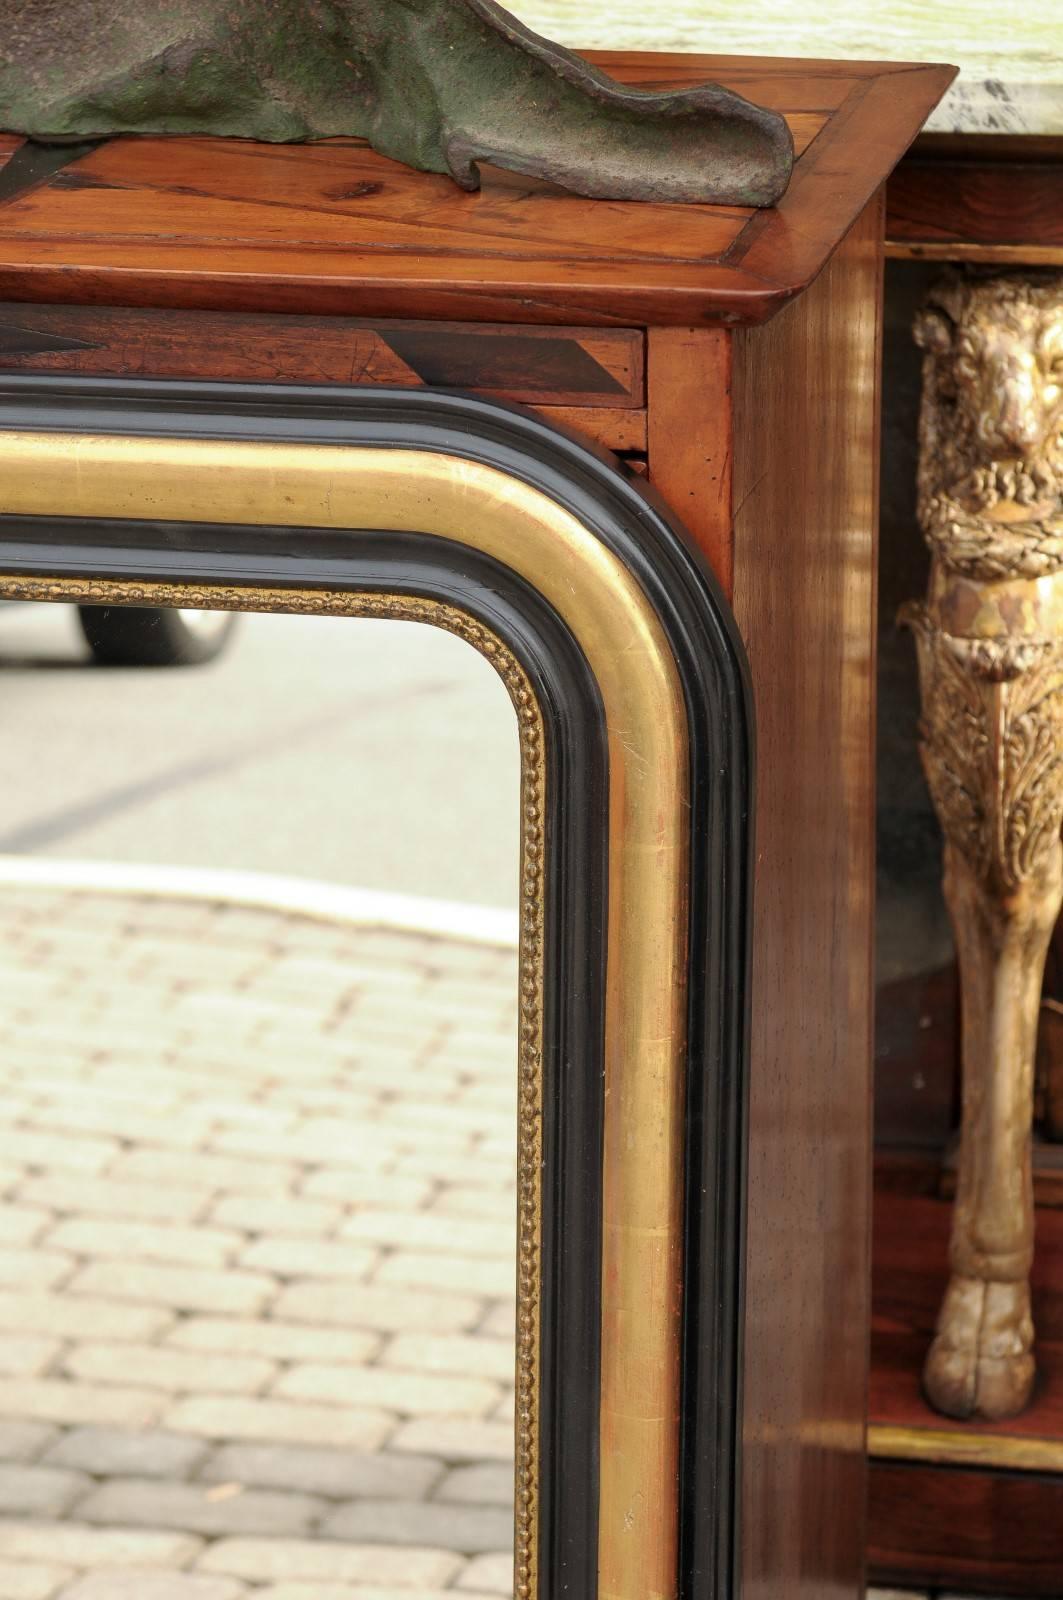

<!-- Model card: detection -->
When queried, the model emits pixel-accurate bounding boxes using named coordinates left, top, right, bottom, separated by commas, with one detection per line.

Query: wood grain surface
left=730, top=193, right=884, bottom=1600
left=870, top=1460, right=1063, bottom=1595
left=646, top=327, right=733, bottom=594
left=0, top=55, right=952, bottom=326
left=886, top=136, right=1063, bottom=264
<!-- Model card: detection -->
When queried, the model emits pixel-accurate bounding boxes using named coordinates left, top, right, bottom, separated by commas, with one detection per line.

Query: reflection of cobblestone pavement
left=0, top=887, right=518, bottom=1599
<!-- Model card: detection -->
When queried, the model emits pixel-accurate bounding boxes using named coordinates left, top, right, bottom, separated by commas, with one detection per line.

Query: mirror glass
left=0, top=599, right=521, bottom=1599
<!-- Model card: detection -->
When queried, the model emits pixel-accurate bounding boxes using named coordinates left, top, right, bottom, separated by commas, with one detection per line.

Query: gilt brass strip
left=0, top=431, right=690, bottom=1600
left=869, top=1421, right=1063, bottom=1474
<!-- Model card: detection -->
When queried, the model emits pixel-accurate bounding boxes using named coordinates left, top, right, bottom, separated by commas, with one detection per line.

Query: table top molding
left=0, top=54, right=952, bottom=327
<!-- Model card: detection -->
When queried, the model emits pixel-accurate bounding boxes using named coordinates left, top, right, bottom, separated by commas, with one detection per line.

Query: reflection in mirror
left=0, top=601, right=521, bottom=1598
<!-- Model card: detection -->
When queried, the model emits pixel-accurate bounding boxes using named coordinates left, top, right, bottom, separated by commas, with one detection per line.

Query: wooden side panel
left=645, top=327, right=734, bottom=597
left=731, top=192, right=884, bottom=1599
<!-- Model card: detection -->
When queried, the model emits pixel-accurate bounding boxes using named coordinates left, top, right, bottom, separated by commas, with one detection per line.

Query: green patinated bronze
left=0, top=0, right=793, bottom=205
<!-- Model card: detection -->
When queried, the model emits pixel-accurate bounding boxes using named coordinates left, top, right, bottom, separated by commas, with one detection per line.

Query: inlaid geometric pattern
left=0, top=304, right=643, bottom=410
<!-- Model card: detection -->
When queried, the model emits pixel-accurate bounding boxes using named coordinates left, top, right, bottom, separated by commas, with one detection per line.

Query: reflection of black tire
left=77, top=606, right=238, bottom=667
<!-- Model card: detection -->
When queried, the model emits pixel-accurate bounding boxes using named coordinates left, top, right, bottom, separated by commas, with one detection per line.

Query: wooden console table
left=869, top=120, right=1063, bottom=1600
left=0, top=54, right=949, bottom=1600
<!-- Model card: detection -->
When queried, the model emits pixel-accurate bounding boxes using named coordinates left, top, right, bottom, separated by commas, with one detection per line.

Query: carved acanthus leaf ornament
left=907, top=606, right=1063, bottom=895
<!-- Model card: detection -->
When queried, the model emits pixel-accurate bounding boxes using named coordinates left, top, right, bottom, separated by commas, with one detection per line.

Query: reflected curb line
left=0, top=854, right=520, bottom=948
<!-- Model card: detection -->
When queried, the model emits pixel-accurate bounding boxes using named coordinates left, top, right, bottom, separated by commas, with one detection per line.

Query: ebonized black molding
left=0, top=376, right=754, bottom=1600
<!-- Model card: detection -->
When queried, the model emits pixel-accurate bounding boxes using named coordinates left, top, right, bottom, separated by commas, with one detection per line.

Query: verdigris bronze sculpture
left=0, top=0, right=793, bottom=206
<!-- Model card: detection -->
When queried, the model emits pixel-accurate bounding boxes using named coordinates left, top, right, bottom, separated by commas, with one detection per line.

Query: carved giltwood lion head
left=914, top=269, right=1063, bottom=579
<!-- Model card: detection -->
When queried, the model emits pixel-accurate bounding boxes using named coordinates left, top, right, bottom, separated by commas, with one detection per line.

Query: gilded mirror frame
left=0, top=380, right=753, bottom=1600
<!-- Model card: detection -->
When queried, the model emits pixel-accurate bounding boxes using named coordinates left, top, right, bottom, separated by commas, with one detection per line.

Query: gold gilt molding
left=0, top=432, right=690, bottom=1600
left=0, top=574, right=546, bottom=1598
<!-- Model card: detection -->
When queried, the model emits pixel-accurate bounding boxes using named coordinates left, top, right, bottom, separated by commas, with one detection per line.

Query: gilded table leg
left=907, top=269, right=1063, bottom=1421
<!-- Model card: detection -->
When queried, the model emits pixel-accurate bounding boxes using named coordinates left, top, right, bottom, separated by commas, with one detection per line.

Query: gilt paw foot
left=923, top=1275, right=1035, bottom=1421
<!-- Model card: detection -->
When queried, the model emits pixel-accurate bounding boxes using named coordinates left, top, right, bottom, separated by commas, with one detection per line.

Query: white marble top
left=516, top=0, right=1063, bottom=135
